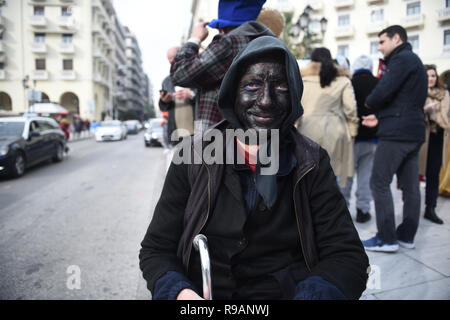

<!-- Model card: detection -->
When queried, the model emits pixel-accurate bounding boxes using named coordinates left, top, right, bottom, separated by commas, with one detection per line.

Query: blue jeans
left=370, top=140, right=423, bottom=243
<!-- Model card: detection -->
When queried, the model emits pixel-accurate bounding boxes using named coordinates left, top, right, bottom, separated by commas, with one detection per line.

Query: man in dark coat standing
left=362, top=25, right=428, bottom=252
left=139, top=36, right=369, bottom=300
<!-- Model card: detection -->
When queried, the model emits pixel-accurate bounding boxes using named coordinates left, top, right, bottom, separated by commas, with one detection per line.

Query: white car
left=95, top=120, right=127, bottom=142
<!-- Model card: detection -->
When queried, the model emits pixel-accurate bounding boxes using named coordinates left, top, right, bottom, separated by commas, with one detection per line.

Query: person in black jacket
left=342, top=55, right=379, bottom=223
left=361, top=25, right=428, bottom=252
left=139, top=36, right=369, bottom=300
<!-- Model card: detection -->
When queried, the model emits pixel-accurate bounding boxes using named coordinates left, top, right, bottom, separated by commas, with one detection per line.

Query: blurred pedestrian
left=160, top=47, right=196, bottom=146
left=418, top=65, right=450, bottom=224
left=59, top=114, right=71, bottom=141
left=295, top=47, right=358, bottom=189
left=361, top=25, right=428, bottom=252
left=170, top=0, right=274, bottom=132
left=440, top=140, right=450, bottom=196
left=341, top=55, right=379, bottom=223
left=140, top=36, right=369, bottom=300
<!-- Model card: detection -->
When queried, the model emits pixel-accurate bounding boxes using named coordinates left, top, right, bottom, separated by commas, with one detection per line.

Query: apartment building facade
left=0, top=0, right=151, bottom=121
left=188, top=0, right=450, bottom=87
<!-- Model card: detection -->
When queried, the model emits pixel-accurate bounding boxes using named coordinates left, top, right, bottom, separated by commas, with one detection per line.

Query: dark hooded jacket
left=140, top=36, right=369, bottom=300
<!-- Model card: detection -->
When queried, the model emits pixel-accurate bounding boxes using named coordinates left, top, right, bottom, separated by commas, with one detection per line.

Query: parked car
left=125, top=120, right=140, bottom=134
left=144, top=118, right=164, bottom=147
left=0, top=115, right=67, bottom=178
left=95, top=120, right=127, bottom=142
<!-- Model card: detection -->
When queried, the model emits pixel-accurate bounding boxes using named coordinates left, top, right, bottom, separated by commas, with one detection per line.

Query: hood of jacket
left=228, top=21, right=275, bottom=38
left=218, top=35, right=303, bottom=136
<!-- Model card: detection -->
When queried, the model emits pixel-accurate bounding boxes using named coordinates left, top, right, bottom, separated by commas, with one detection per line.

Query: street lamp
left=290, top=5, right=328, bottom=58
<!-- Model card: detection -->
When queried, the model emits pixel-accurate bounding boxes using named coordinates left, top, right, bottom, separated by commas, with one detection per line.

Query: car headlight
left=0, top=145, right=9, bottom=156
left=152, top=133, right=158, bottom=139
left=144, top=133, right=151, bottom=139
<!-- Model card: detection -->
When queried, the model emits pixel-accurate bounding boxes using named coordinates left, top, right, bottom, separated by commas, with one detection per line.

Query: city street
left=0, top=132, right=160, bottom=299
left=0, top=131, right=449, bottom=300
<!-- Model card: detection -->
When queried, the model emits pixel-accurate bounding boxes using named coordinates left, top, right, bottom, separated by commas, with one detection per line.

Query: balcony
left=60, top=70, right=76, bottom=80
left=59, top=16, right=75, bottom=28
left=366, top=0, right=385, bottom=4
left=60, top=43, right=75, bottom=54
left=31, top=42, right=47, bottom=53
left=402, top=14, right=425, bottom=29
left=334, top=0, right=354, bottom=9
left=366, top=20, right=388, bottom=35
left=335, top=25, right=354, bottom=38
left=0, top=70, right=5, bottom=80
left=32, top=70, right=48, bottom=80
left=437, top=8, right=450, bottom=22
left=30, top=15, right=47, bottom=27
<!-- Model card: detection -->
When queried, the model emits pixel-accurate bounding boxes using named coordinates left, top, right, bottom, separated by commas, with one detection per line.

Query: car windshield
left=100, top=121, right=121, bottom=127
left=149, top=120, right=163, bottom=129
left=0, top=121, right=25, bottom=138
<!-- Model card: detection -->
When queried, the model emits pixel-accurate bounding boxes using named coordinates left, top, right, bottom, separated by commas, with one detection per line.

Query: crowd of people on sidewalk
left=140, top=0, right=450, bottom=300
left=55, top=114, right=94, bottom=141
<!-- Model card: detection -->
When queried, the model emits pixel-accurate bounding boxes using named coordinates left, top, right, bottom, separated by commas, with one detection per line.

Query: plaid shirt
left=170, top=23, right=273, bottom=131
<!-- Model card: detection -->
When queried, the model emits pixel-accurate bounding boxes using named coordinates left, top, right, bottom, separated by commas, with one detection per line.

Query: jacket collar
left=300, top=62, right=350, bottom=78
left=385, top=42, right=412, bottom=65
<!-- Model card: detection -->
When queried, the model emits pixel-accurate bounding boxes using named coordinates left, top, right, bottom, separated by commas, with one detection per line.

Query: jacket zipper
left=186, top=162, right=212, bottom=273
left=293, top=165, right=316, bottom=272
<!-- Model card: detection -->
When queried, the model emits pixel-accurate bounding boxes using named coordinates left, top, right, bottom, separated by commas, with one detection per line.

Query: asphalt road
left=0, top=132, right=165, bottom=299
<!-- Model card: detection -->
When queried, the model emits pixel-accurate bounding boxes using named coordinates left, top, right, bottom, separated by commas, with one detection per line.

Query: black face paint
left=234, top=58, right=291, bottom=132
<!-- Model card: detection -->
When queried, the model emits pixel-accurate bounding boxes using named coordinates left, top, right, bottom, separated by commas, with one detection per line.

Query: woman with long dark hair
left=296, top=47, right=358, bottom=189
left=418, top=65, right=450, bottom=224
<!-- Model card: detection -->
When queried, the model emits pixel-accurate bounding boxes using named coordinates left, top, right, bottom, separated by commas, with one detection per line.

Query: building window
left=61, top=7, right=72, bottom=16
left=63, top=59, right=73, bottom=70
left=406, top=1, right=420, bottom=16
left=34, top=33, right=46, bottom=43
left=371, top=8, right=384, bottom=22
left=370, top=41, right=378, bottom=55
left=445, top=30, right=450, bottom=46
left=337, top=45, right=349, bottom=57
left=36, top=59, right=46, bottom=70
left=0, top=62, right=4, bottom=70
left=409, top=35, right=419, bottom=51
left=34, top=6, right=45, bottom=16
left=446, top=0, right=450, bottom=8
left=62, top=34, right=73, bottom=43
left=338, top=14, right=350, bottom=26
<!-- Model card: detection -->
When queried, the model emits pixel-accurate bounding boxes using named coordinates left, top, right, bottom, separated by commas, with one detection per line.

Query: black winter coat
left=365, top=42, right=427, bottom=142
left=139, top=124, right=370, bottom=300
left=351, top=70, right=379, bottom=140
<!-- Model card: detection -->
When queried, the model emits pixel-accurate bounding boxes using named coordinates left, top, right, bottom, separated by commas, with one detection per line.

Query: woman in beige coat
left=296, top=48, right=358, bottom=188
left=418, top=65, right=450, bottom=224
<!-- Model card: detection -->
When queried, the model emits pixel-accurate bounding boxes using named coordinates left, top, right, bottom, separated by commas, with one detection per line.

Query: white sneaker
left=398, top=239, right=415, bottom=249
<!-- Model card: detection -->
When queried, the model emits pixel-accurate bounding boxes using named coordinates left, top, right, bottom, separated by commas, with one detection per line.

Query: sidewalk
left=351, top=179, right=450, bottom=299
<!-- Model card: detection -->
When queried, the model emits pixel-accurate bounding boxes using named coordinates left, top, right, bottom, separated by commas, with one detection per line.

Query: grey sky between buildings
left=112, top=0, right=193, bottom=110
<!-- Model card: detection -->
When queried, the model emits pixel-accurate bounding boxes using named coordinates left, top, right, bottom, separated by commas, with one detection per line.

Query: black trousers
left=425, top=129, right=444, bottom=207
left=370, top=140, right=423, bottom=243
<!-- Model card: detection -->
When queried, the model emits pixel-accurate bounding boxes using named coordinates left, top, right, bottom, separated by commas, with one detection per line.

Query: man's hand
left=160, top=91, right=173, bottom=103
left=192, top=21, right=210, bottom=42
left=174, top=88, right=193, bottom=100
left=177, top=288, right=204, bottom=300
left=362, top=114, right=378, bottom=128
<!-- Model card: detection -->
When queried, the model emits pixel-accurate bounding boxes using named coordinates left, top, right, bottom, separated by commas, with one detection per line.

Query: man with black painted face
left=235, top=55, right=291, bottom=132
left=140, top=37, right=369, bottom=300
